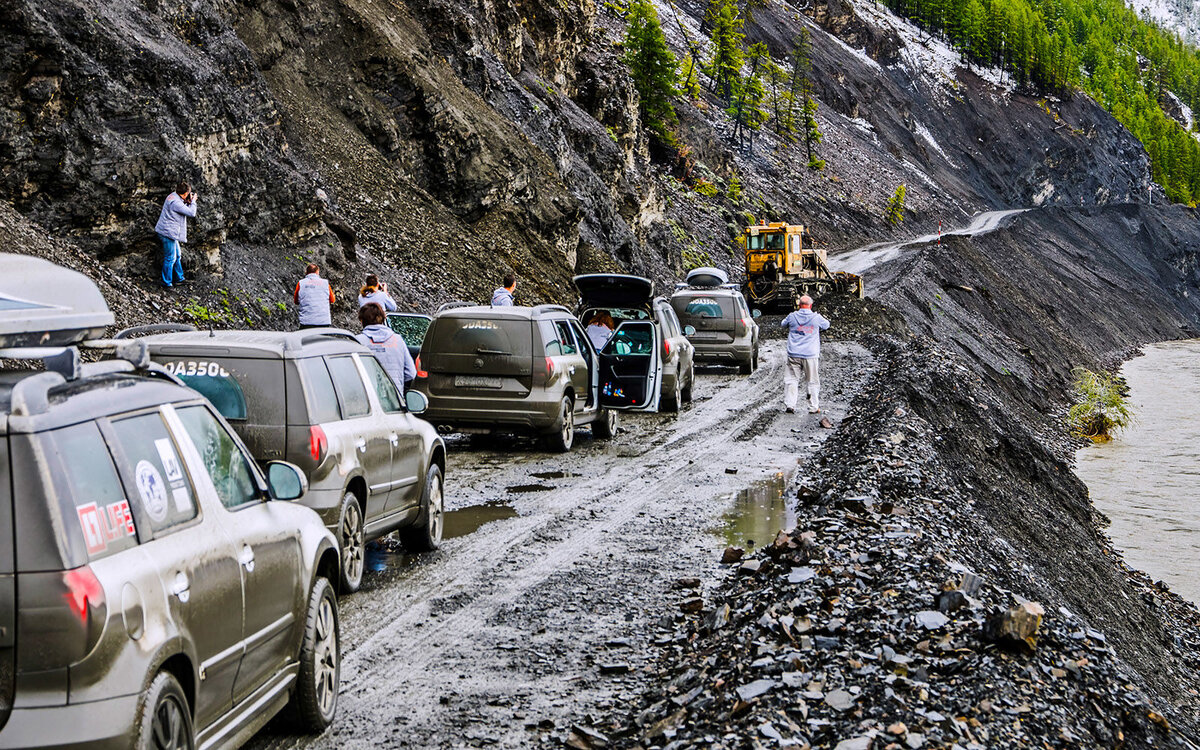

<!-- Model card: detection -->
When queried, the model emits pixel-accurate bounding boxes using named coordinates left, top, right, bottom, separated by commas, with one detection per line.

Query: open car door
left=598, top=320, right=662, bottom=411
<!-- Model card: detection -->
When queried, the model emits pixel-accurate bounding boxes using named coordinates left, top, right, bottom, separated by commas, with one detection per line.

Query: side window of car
left=44, top=422, right=140, bottom=559
left=568, top=319, right=594, bottom=353
left=298, top=356, right=342, bottom=424
left=325, top=355, right=371, bottom=418
left=175, top=405, right=261, bottom=510
left=360, top=355, right=404, bottom=413
left=109, top=412, right=199, bottom=534
left=553, top=321, right=578, bottom=355
left=538, top=319, right=563, bottom=356
left=659, top=305, right=681, bottom=338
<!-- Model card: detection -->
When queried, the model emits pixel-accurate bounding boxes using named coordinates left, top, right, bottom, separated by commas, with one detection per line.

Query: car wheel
left=663, top=374, right=682, bottom=412
left=544, top=397, right=575, bottom=452
left=400, top=463, right=444, bottom=552
left=681, top=367, right=694, bottom=403
left=593, top=408, right=618, bottom=439
left=288, top=576, right=339, bottom=733
left=136, top=671, right=194, bottom=750
left=338, top=493, right=365, bottom=594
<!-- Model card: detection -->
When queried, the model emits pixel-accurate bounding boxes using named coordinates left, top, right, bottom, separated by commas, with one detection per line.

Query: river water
left=1075, top=339, right=1200, bottom=603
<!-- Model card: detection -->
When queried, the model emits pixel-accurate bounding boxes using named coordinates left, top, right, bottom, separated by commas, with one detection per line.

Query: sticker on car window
left=135, top=460, right=170, bottom=522
left=76, top=500, right=136, bottom=555
left=155, top=438, right=184, bottom=483
left=172, top=486, right=193, bottom=514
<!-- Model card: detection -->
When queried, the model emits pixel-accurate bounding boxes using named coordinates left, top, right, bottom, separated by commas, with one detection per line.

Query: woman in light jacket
left=358, top=273, right=398, bottom=312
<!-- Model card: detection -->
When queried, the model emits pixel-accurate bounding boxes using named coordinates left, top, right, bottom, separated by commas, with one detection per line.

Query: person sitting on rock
left=780, top=295, right=830, bottom=414
left=356, top=302, right=415, bottom=394
left=153, top=181, right=198, bottom=288
left=492, top=273, right=516, bottom=306
left=358, top=273, right=398, bottom=311
left=294, top=263, right=335, bottom=329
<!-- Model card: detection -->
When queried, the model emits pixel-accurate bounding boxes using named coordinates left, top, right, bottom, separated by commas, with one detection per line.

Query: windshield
left=387, top=315, right=431, bottom=348
left=747, top=233, right=785, bottom=251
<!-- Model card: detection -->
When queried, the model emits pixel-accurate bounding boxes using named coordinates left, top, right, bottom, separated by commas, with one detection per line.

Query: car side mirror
left=266, top=461, right=308, bottom=501
left=751, top=309, right=762, bottom=319
left=684, top=325, right=696, bottom=335
left=405, top=390, right=428, bottom=414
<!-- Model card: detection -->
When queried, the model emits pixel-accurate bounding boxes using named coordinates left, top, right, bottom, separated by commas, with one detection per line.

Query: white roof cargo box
left=685, top=267, right=729, bottom=287
left=0, top=254, right=113, bottom=347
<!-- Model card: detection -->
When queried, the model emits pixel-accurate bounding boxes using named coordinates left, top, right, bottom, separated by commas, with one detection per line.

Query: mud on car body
left=412, top=304, right=664, bottom=451
left=133, top=328, right=447, bottom=594
left=0, top=254, right=342, bottom=750
left=573, top=274, right=696, bottom=412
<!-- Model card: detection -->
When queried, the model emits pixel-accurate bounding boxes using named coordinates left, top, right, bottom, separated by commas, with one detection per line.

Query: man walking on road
left=492, top=273, right=516, bottom=306
left=294, top=263, right=335, bottom=329
left=153, top=181, right=198, bottom=288
left=780, top=295, right=830, bottom=414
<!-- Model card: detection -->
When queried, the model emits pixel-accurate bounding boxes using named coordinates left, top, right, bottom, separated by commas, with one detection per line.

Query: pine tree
left=706, top=0, right=744, bottom=102
left=801, top=96, right=825, bottom=169
left=623, top=0, right=681, bottom=147
left=729, top=43, right=771, bottom=152
left=884, top=184, right=907, bottom=227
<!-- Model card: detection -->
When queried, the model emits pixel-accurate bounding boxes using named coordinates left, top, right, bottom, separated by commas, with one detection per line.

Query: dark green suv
left=0, top=254, right=341, bottom=750
left=412, top=304, right=666, bottom=451
left=136, top=329, right=447, bottom=594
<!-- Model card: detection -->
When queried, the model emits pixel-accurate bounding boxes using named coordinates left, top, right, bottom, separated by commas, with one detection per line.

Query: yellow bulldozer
left=739, top=221, right=863, bottom=311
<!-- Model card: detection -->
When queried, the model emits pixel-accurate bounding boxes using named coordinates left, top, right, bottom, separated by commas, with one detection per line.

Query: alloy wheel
left=427, top=473, right=444, bottom=545
left=341, top=501, right=364, bottom=587
left=151, top=694, right=188, bottom=750
left=314, top=596, right=338, bottom=717
left=562, top=403, right=574, bottom=447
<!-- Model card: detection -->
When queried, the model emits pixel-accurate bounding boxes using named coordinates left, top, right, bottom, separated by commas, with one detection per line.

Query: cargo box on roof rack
left=0, top=254, right=113, bottom=347
left=685, top=267, right=729, bottom=288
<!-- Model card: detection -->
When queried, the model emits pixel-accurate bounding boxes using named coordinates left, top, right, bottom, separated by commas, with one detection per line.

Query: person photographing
left=153, top=181, right=198, bottom=288
left=780, top=295, right=830, bottom=414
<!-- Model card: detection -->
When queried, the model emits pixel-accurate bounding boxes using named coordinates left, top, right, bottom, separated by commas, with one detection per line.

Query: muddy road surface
left=250, top=340, right=874, bottom=749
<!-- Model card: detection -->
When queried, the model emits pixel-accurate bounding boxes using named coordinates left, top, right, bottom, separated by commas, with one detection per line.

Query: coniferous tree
left=706, top=0, right=744, bottom=101
left=801, top=96, right=825, bottom=169
left=623, top=0, right=680, bottom=146
left=729, top=42, right=771, bottom=153
left=885, top=184, right=907, bottom=227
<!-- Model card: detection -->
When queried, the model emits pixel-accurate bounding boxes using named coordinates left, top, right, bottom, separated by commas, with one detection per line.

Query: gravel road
left=248, top=339, right=874, bottom=749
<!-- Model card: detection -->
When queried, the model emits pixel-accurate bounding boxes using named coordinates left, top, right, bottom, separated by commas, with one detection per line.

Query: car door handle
left=171, top=571, right=190, bottom=604
left=389, top=433, right=399, bottom=445
left=355, top=438, right=367, bottom=452
left=568, top=366, right=576, bottom=375
left=239, top=545, right=256, bottom=573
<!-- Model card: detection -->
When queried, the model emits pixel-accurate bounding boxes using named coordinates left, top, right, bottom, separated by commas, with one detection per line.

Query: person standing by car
left=780, top=295, right=830, bottom=414
left=357, top=302, right=416, bottom=393
left=294, top=263, right=336, bottom=328
left=585, top=311, right=615, bottom=351
left=153, top=181, right=198, bottom=288
left=492, top=273, right=516, bottom=306
left=358, top=273, right=399, bottom=311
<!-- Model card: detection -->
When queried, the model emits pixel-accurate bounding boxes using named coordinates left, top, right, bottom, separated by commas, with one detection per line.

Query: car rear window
left=430, top=318, right=533, bottom=357
left=109, top=412, right=199, bottom=535
left=297, top=356, right=341, bottom=424
left=326, top=355, right=370, bottom=418
left=43, top=422, right=138, bottom=560
left=160, top=359, right=248, bottom=420
left=671, top=295, right=734, bottom=320
left=157, top=357, right=285, bottom=425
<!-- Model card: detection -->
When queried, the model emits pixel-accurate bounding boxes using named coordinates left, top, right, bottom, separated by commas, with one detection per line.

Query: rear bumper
left=421, top=400, right=559, bottom=432
left=691, top=344, right=752, bottom=364
left=0, top=694, right=138, bottom=749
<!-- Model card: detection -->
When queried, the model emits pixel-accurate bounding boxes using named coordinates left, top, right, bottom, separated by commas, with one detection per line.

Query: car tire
left=662, top=374, right=682, bottom=412
left=544, top=397, right=575, bottom=452
left=136, top=671, right=194, bottom=750
left=337, top=493, right=365, bottom=594
left=287, top=576, right=339, bottom=733
left=593, top=408, right=618, bottom=439
left=752, top=347, right=759, bottom=371
left=681, top=367, right=694, bottom=403
left=738, top=356, right=753, bottom=375
left=399, top=463, right=444, bottom=552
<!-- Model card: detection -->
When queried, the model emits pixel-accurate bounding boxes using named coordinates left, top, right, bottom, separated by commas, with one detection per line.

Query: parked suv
left=413, top=304, right=664, bottom=451
left=573, top=274, right=695, bottom=411
left=670, top=267, right=760, bottom=373
left=0, top=255, right=342, bottom=750
left=135, top=328, right=446, bottom=593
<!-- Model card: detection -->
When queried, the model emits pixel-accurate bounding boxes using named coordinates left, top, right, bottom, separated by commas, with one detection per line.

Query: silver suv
left=135, top=329, right=447, bottom=594
left=0, top=255, right=341, bottom=750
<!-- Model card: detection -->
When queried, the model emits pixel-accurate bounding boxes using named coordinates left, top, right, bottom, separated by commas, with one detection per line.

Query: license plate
left=688, top=332, right=719, bottom=340
left=455, top=375, right=503, bottom=389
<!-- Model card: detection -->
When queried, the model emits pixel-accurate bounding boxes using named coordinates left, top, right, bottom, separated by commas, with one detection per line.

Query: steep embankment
left=597, top=202, right=1200, bottom=748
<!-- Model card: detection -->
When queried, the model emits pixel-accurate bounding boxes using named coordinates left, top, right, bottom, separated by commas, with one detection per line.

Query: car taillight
left=664, top=339, right=672, bottom=358
left=415, top=355, right=428, bottom=379
left=62, top=566, right=105, bottom=625
left=309, top=425, right=328, bottom=462
left=545, top=357, right=556, bottom=377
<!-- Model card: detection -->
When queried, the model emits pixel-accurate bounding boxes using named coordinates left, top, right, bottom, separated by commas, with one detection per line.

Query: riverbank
left=584, top=204, right=1200, bottom=748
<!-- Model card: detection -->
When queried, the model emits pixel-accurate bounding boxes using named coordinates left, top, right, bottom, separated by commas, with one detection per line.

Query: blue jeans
left=160, top=235, right=185, bottom=286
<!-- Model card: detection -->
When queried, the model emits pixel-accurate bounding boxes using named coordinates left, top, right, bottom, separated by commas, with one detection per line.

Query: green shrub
left=1067, top=367, right=1133, bottom=441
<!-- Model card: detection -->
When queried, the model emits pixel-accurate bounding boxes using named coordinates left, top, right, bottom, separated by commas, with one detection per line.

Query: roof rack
left=436, top=301, right=476, bottom=314
left=291, top=327, right=360, bottom=351
left=532, top=304, right=572, bottom=315
left=114, top=323, right=198, bottom=339
left=6, top=342, right=182, bottom=417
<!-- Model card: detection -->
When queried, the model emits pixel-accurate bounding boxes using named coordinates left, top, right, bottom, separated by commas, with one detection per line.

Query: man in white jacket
left=153, top=181, right=198, bottom=288
left=780, top=295, right=830, bottom=414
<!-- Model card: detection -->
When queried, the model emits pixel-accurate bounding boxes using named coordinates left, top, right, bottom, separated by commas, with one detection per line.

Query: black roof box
left=685, top=267, right=729, bottom=287
left=0, top=254, right=113, bottom=347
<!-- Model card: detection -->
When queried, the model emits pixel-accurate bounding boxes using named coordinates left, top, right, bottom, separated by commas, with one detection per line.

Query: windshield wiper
left=476, top=347, right=511, bottom=356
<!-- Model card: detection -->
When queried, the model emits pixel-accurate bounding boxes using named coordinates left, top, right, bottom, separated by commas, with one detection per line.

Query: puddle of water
left=530, top=470, right=580, bottom=479
left=506, top=483, right=556, bottom=493
left=365, top=501, right=519, bottom=573
left=717, top=473, right=794, bottom=549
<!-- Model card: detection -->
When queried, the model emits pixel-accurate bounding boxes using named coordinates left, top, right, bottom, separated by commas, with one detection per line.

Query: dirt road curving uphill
left=248, top=340, right=874, bottom=749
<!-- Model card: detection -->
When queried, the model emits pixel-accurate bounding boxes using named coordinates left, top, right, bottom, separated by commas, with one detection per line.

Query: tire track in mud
left=251, top=340, right=871, bottom=749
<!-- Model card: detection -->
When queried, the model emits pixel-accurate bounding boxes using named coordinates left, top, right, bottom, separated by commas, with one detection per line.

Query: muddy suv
left=670, top=268, right=760, bottom=373
left=135, top=328, right=447, bottom=593
left=573, top=274, right=696, bottom=411
left=413, top=304, right=665, bottom=451
left=0, top=256, right=341, bottom=750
